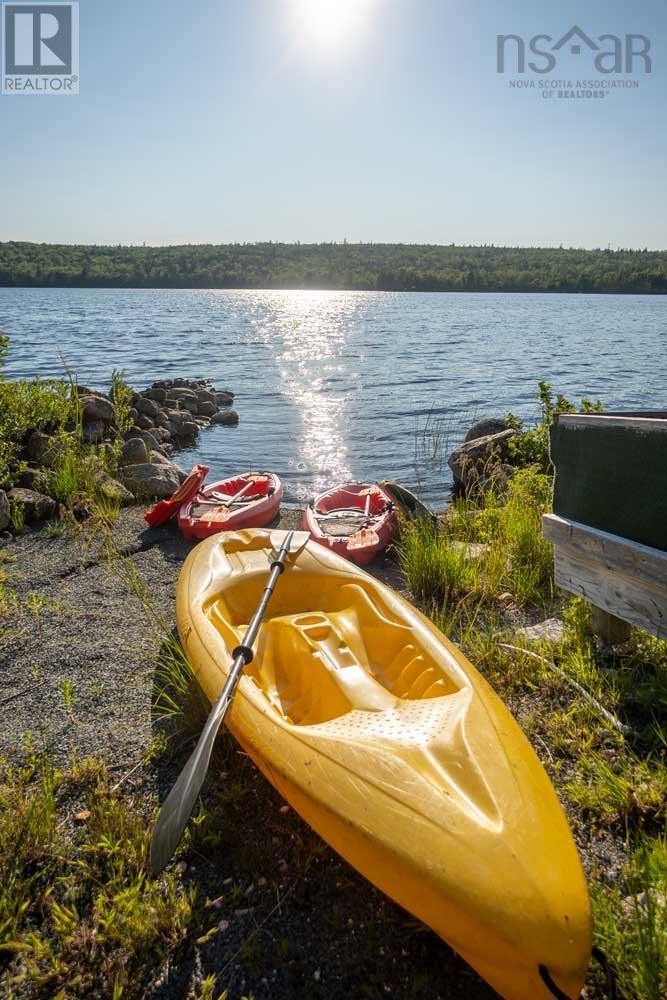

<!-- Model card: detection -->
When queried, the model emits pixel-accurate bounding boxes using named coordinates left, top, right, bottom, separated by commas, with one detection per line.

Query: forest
left=1, top=240, right=666, bottom=293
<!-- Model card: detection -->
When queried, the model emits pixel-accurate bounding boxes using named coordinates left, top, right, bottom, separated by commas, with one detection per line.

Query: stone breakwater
left=0, top=377, right=240, bottom=535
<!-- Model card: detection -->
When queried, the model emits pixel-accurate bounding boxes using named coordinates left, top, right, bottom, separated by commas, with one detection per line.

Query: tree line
left=1, top=241, right=666, bottom=293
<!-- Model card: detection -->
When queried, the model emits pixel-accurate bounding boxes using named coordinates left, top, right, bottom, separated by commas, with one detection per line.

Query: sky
left=1, top=0, right=665, bottom=248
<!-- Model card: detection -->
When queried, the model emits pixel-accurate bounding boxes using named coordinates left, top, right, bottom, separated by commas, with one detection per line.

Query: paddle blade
left=269, top=529, right=310, bottom=556
left=149, top=689, right=231, bottom=875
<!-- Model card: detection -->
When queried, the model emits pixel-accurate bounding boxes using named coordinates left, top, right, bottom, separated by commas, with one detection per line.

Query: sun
left=296, top=0, right=372, bottom=47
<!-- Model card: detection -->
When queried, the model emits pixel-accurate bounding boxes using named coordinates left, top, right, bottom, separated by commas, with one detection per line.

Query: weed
left=9, top=499, right=25, bottom=534
left=60, top=679, right=76, bottom=716
left=0, top=754, right=196, bottom=997
left=592, top=836, right=667, bottom=1000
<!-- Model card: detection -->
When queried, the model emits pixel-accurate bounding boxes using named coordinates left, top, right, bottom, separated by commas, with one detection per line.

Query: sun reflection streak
left=260, top=291, right=356, bottom=498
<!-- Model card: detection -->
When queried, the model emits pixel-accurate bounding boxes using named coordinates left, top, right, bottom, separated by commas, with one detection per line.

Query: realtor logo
left=2, top=2, right=79, bottom=94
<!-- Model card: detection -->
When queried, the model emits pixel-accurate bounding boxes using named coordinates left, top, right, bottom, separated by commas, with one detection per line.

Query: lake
left=1, top=288, right=665, bottom=506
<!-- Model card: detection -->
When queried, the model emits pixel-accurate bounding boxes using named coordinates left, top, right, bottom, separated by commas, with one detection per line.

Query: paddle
left=149, top=529, right=310, bottom=875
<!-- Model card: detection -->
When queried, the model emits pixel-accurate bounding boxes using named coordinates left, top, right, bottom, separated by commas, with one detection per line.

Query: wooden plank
left=555, top=413, right=667, bottom=433
left=543, top=514, right=667, bottom=590
left=590, top=608, right=632, bottom=646
left=552, top=547, right=667, bottom=640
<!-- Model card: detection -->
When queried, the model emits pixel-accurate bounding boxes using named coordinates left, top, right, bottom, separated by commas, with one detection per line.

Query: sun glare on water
left=296, top=0, right=373, bottom=48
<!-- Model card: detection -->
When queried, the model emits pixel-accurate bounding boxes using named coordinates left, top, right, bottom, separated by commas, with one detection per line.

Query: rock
left=120, top=463, right=181, bottom=500
left=136, top=414, right=155, bottom=431
left=211, top=409, right=240, bottom=426
left=196, top=389, right=217, bottom=406
left=82, top=419, right=106, bottom=444
left=197, top=401, right=217, bottom=418
left=0, top=490, right=9, bottom=531
left=516, top=618, right=565, bottom=644
left=123, top=429, right=167, bottom=457
left=215, top=391, right=234, bottom=407
left=128, top=407, right=139, bottom=424
left=81, top=393, right=115, bottom=424
left=170, top=420, right=199, bottom=440
left=179, top=397, right=199, bottom=415
left=143, top=387, right=167, bottom=403
left=448, top=429, right=517, bottom=491
left=464, top=418, right=509, bottom=443
left=152, top=426, right=172, bottom=444
left=147, top=453, right=188, bottom=484
left=26, top=430, right=59, bottom=466
left=74, top=385, right=95, bottom=397
left=136, top=396, right=161, bottom=419
left=152, top=379, right=168, bottom=390
left=17, top=466, right=48, bottom=491
left=93, top=472, right=135, bottom=506
left=450, top=541, right=490, bottom=560
left=119, top=437, right=149, bottom=466
left=7, top=488, right=57, bottom=524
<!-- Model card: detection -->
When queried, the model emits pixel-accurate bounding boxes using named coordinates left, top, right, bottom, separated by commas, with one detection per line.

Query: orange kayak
left=302, top=482, right=398, bottom=565
left=178, top=472, right=282, bottom=539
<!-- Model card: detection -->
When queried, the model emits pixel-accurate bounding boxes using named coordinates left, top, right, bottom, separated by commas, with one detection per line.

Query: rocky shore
left=0, top=376, right=240, bottom=534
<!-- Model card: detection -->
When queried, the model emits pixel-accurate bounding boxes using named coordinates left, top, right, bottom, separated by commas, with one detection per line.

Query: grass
left=0, top=753, right=196, bottom=998
left=397, top=461, right=667, bottom=998
left=398, top=465, right=554, bottom=610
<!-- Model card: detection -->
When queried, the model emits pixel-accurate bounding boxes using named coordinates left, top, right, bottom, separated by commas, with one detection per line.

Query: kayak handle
left=538, top=948, right=617, bottom=1000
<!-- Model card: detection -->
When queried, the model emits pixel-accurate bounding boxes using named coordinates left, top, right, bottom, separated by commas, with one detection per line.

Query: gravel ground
left=0, top=508, right=498, bottom=1000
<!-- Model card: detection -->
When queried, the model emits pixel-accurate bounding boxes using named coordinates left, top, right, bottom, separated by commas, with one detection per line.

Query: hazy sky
left=1, top=0, right=665, bottom=247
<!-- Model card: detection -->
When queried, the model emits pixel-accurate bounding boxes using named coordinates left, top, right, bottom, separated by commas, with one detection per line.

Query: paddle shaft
left=149, top=530, right=296, bottom=874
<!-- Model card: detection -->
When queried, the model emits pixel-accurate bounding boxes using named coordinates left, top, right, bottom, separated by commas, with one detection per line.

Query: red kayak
left=178, top=471, right=282, bottom=540
left=145, top=464, right=209, bottom=527
left=302, top=482, right=398, bottom=565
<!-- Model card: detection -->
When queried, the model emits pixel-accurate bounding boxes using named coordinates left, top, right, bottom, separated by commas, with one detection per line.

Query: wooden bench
left=543, top=413, right=667, bottom=644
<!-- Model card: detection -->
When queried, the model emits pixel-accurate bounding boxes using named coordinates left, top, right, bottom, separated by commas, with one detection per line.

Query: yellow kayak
left=176, top=529, right=592, bottom=1000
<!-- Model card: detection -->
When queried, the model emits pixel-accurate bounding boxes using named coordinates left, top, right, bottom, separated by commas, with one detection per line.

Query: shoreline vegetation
left=0, top=351, right=665, bottom=998
left=1, top=241, right=667, bottom=293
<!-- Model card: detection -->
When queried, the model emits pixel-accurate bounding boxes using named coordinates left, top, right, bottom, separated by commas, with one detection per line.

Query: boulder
left=464, top=418, right=509, bottom=443
left=172, top=420, right=199, bottom=440
left=448, top=429, right=517, bottom=491
left=516, top=618, right=565, bottom=644
left=81, top=393, right=115, bottom=424
left=152, top=426, right=172, bottom=444
left=196, top=389, right=217, bottom=406
left=82, top=419, right=106, bottom=445
left=197, top=401, right=217, bottom=418
left=179, top=397, right=199, bottom=415
left=143, top=387, right=167, bottom=403
left=128, top=407, right=139, bottom=424
left=136, top=414, right=155, bottom=431
left=94, top=472, right=135, bottom=506
left=215, top=391, right=234, bottom=407
left=211, top=409, right=240, bottom=426
left=119, top=437, right=149, bottom=466
left=125, top=429, right=168, bottom=457
left=0, top=490, right=9, bottom=531
left=17, top=466, right=47, bottom=491
left=25, top=430, right=62, bottom=466
left=136, top=396, right=161, bottom=419
left=7, top=488, right=57, bottom=523
left=120, top=462, right=181, bottom=500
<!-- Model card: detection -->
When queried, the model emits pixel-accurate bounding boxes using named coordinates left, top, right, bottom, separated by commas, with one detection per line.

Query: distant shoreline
left=2, top=241, right=666, bottom=295
left=2, top=285, right=666, bottom=295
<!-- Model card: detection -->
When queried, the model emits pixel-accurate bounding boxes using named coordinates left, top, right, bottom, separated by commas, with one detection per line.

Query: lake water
left=1, top=288, right=665, bottom=506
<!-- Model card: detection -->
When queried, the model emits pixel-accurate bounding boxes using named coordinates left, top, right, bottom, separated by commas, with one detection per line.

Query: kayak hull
left=144, top=464, right=209, bottom=527
left=178, top=472, right=282, bottom=539
left=176, top=530, right=592, bottom=1000
left=303, top=482, right=398, bottom=565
